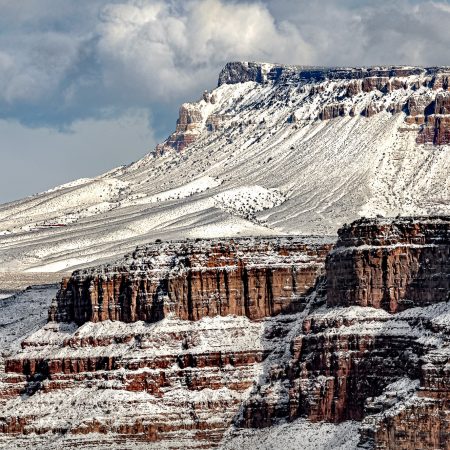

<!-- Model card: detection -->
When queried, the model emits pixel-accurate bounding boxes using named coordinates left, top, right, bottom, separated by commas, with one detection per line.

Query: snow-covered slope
left=219, top=419, right=360, bottom=450
left=1, top=62, right=449, bottom=272
left=1, top=218, right=449, bottom=449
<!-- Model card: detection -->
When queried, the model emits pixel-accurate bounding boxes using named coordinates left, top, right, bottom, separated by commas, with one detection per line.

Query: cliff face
left=238, top=217, right=450, bottom=449
left=0, top=237, right=332, bottom=449
left=217, top=62, right=426, bottom=86
left=327, top=217, right=450, bottom=312
left=1, top=316, right=274, bottom=448
left=1, top=217, right=450, bottom=449
left=49, top=237, right=332, bottom=325
left=158, top=62, right=450, bottom=154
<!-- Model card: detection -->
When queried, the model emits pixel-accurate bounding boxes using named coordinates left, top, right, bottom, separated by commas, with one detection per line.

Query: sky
left=1, top=0, right=450, bottom=203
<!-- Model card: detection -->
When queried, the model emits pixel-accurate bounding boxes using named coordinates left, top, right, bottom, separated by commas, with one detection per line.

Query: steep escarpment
left=237, top=217, right=450, bottom=448
left=0, top=237, right=331, bottom=449
left=1, top=63, right=450, bottom=272
left=327, top=217, right=450, bottom=312
left=218, top=62, right=426, bottom=86
left=160, top=62, right=450, bottom=154
left=1, top=217, right=449, bottom=449
left=49, top=237, right=332, bottom=325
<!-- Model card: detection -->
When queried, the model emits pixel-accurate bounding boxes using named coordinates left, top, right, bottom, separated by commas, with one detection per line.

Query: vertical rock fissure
left=266, top=270, right=274, bottom=316
left=151, top=279, right=166, bottom=322
left=199, top=270, right=206, bottom=317
left=381, top=250, right=391, bottom=311
left=187, top=271, right=194, bottom=321
left=223, top=269, right=230, bottom=315
left=242, top=266, right=250, bottom=318
left=291, top=267, right=297, bottom=295
left=98, top=281, right=104, bottom=321
left=118, top=276, right=126, bottom=323
left=83, top=279, right=92, bottom=325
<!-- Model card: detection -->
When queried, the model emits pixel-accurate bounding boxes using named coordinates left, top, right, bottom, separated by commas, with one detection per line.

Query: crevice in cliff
left=291, top=268, right=297, bottom=296
left=151, top=280, right=166, bottom=322
left=265, top=270, right=274, bottom=316
left=118, top=276, right=127, bottom=323
left=199, top=270, right=206, bottom=318
left=242, top=266, right=250, bottom=319
left=381, top=250, right=391, bottom=312
left=223, top=269, right=230, bottom=315
left=186, top=262, right=194, bottom=321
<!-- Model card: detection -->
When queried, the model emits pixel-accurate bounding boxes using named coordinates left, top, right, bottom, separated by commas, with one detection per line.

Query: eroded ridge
left=1, top=218, right=450, bottom=449
left=238, top=216, right=450, bottom=450
left=158, top=62, right=450, bottom=154
left=0, top=236, right=331, bottom=449
left=49, top=236, right=333, bottom=324
left=327, top=216, right=450, bottom=312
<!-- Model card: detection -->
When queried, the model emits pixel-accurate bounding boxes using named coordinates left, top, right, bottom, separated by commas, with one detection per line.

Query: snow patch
left=123, top=176, right=223, bottom=206
left=220, top=419, right=360, bottom=450
left=213, top=186, right=286, bottom=219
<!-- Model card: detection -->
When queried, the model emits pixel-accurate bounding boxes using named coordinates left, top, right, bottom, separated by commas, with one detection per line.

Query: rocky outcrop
left=238, top=217, right=450, bottom=450
left=0, top=348, right=261, bottom=446
left=357, top=337, right=450, bottom=449
left=155, top=63, right=450, bottom=155
left=319, top=104, right=346, bottom=120
left=326, top=217, right=450, bottom=312
left=218, top=62, right=427, bottom=86
left=0, top=304, right=305, bottom=449
left=415, top=91, right=450, bottom=145
left=48, top=237, right=332, bottom=325
left=155, top=103, right=206, bottom=154
left=1, top=217, right=450, bottom=449
left=205, top=114, right=229, bottom=132
left=405, top=75, right=450, bottom=145
left=203, top=63, right=450, bottom=151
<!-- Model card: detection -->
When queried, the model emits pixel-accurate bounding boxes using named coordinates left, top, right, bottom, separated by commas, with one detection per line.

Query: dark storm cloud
left=2, top=0, right=450, bottom=126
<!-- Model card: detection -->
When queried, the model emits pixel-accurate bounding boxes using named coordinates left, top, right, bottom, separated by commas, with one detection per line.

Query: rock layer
left=49, top=237, right=332, bottom=325
left=326, top=217, right=450, bottom=312
left=153, top=62, right=450, bottom=154
left=1, top=218, right=450, bottom=449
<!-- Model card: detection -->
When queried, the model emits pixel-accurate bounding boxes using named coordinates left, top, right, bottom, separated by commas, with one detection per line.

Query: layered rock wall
left=239, top=217, right=450, bottom=449
left=1, top=218, right=450, bottom=449
left=155, top=62, right=450, bottom=155
left=327, top=217, right=450, bottom=312
left=49, top=237, right=332, bottom=325
left=217, top=62, right=428, bottom=86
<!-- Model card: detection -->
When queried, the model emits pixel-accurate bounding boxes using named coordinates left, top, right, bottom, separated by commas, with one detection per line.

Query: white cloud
left=2, top=0, right=450, bottom=112
left=96, top=0, right=312, bottom=102
left=1, top=0, right=450, bottom=201
left=0, top=32, right=84, bottom=104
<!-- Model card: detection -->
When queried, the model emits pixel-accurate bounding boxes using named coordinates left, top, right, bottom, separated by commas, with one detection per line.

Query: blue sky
left=1, top=0, right=450, bottom=203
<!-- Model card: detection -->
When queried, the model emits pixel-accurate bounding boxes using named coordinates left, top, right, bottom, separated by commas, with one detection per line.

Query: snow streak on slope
left=219, top=419, right=360, bottom=450
left=0, top=286, right=57, bottom=378
left=0, top=286, right=57, bottom=352
left=0, top=64, right=449, bottom=272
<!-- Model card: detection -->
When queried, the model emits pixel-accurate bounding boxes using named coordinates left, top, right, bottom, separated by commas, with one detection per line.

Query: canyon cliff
left=48, top=237, right=331, bottom=324
left=0, top=216, right=449, bottom=449
left=1, top=62, right=449, bottom=273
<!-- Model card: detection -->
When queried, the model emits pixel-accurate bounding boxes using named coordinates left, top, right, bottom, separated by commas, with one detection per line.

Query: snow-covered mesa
left=0, top=62, right=449, bottom=272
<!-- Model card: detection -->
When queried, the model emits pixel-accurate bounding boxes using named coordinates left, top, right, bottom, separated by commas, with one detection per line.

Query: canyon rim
left=0, top=21, right=450, bottom=448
